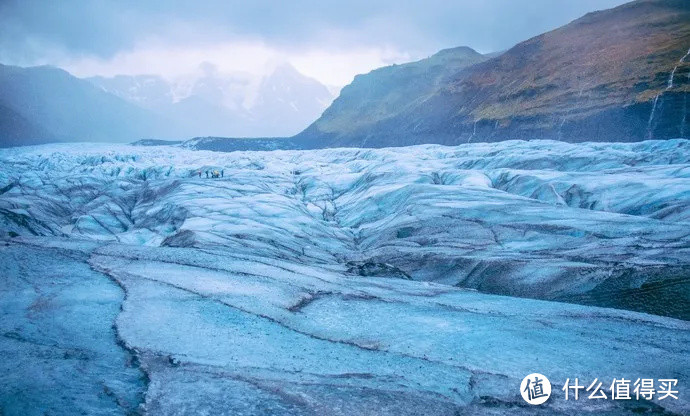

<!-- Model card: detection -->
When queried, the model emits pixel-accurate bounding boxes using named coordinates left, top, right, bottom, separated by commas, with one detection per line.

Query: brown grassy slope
left=295, top=0, right=690, bottom=146
left=454, top=0, right=690, bottom=121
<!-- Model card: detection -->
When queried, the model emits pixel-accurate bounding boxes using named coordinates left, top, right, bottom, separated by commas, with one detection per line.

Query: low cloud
left=0, top=0, right=629, bottom=86
left=58, top=39, right=411, bottom=88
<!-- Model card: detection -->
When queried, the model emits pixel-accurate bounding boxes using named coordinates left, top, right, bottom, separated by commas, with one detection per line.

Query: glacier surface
left=1, top=139, right=689, bottom=414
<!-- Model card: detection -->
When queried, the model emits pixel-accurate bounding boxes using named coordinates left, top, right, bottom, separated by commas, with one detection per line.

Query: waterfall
left=467, top=120, right=478, bottom=143
left=557, top=117, right=566, bottom=140
left=668, top=47, right=690, bottom=89
left=560, top=82, right=585, bottom=141
left=647, top=47, right=690, bottom=139
left=683, top=71, right=689, bottom=138
left=647, top=93, right=661, bottom=139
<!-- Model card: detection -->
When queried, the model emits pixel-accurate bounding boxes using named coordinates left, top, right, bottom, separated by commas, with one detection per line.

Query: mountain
left=0, top=64, right=178, bottom=147
left=295, top=0, right=690, bottom=147
left=250, top=64, right=336, bottom=136
left=296, top=46, right=488, bottom=148
left=181, top=47, right=488, bottom=152
left=0, top=103, right=55, bottom=147
left=0, top=62, right=334, bottom=147
left=5, top=0, right=686, bottom=150
left=88, top=73, right=254, bottom=137
left=85, top=74, right=176, bottom=110
left=88, top=64, right=334, bottom=138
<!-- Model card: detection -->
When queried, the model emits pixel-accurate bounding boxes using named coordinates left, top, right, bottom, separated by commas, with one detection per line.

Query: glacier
left=0, top=139, right=689, bottom=414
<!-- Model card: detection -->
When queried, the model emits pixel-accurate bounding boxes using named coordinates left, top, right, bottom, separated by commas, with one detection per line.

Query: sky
left=0, top=0, right=630, bottom=88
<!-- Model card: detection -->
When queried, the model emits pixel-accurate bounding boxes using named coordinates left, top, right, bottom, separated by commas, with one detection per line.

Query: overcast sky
left=0, top=0, right=629, bottom=87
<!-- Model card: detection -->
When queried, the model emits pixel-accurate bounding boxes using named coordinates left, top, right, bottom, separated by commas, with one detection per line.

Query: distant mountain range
left=0, top=63, right=334, bottom=147
left=0, top=64, right=176, bottom=147
left=88, top=64, right=334, bottom=138
left=1, top=0, right=689, bottom=149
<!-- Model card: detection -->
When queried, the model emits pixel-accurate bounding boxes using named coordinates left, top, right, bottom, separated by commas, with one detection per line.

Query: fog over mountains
left=0, top=0, right=688, bottom=149
left=189, top=0, right=690, bottom=152
left=0, top=63, right=175, bottom=147
left=88, top=63, right=334, bottom=138
left=0, top=63, right=334, bottom=147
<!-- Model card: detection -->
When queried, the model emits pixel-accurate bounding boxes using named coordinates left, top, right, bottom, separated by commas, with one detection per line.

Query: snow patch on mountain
left=88, top=63, right=334, bottom=137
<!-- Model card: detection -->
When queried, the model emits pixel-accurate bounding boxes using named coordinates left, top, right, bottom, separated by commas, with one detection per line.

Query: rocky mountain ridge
left=295, top=0, right=690, bottom=148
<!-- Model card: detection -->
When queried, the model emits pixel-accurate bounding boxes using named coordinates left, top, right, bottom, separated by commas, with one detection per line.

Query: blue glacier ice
left=0, top=139, right=689, bottom=414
